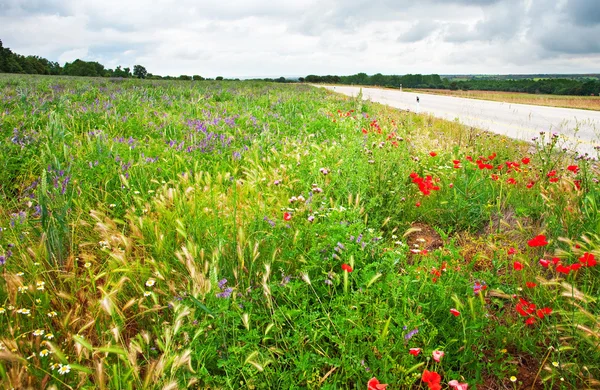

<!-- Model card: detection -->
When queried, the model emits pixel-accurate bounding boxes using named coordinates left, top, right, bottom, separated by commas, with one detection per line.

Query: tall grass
left=0, top=74, right=598, bottom=389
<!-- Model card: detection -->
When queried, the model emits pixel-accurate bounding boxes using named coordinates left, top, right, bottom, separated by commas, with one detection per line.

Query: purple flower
left=218, top=279, right=228, bottom=289
left=404, top=328, right=418, bottom=340
left=216, top=287, right=233, bottom=299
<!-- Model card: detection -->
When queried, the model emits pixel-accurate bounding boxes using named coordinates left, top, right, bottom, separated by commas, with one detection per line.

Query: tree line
left=3, top=39, right=599, bottom=95
left=303, top=72, right=600, bottom=96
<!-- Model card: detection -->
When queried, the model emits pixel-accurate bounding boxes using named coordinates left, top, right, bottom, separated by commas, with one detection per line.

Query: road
left=321, top=85, right=600, bottom=156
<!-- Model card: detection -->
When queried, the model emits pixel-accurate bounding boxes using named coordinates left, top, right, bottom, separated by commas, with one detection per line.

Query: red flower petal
left=450, top=308, right=461, bottom=317
left=513, top=261, right=523, bottom=271
left=367, top=377, right=388, bottom=390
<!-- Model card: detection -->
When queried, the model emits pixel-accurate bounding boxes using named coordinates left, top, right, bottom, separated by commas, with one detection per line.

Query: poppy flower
left=508, top=247, right=517, bottom=255
left=409, top=348, right=421, bottom=356
left=513, top=261, right=523, bottom=271
left=526, top=282, right=536, bottom=288
left=521, top=157, right=530, bottom=164
left=367, top=377, right=388, bottom=390
left=525, top=317, right=536, bottom=325
left=491, top=174, right=499, bottom=181
left=507, top=178, right=517, bottom=185
left=556, top=264, right=571, bottom=274
left=567, top=165, right=579, bottom=174
left=526, top=181, right=535, bottom=189
left=450, top=308, right=460, bottom=317
left=283, top=212, right=292, bottom=221
left=552, top=257, right=560, bottom=265
left=430, top=151, right=437, bottom=157
left=549, top=177, right=559, bottom=183
left=422, top=370, right=441, bottom=387
left=538, top=259, right=550, bottom=267
left=547, top=170, right=557, bottom=177
left=432, top=350, right=444, bottom=362
left=579, top=252, right=596, bottom=267
left=341, top=263, right=353, bottom=273
left=416, top=202, right=421, bottom=207
left=448, top=380, right=469, bottom=390
left=527, top=235, right=548, bottom=247
left=570, top=263, right=582, bottom=271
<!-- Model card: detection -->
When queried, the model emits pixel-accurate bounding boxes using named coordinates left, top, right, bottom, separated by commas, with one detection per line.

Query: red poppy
left=409, top=348, right=421, bottom=356
left=453, top=159, right=461, bottom=165
left=579, top=252, right=596, bottom=267
left=362, top=128, right=368, bottom=134
left=525, top=317, right=536, bottom=325
left=556, top=264, right=571, bottom=274
left=416, top=202, right=421, bottom=207
left=526, top=282, right=536, bottom=288
left=432, top=350, right=444, bottom=362
left=549, top=177, right=559, bottom=183
left=552, top=257, right=560, bottom=265
left=283, top=212, right=292, bottom=221
left=508, top=247, right=517, bottom=255
left=513, top=261, right=523, bottom=271
left=367, top=377, right=388, bottom=390
left=567, top=165, right=579, bottom=174
left=570, top=263, right=582, bottom=271
left=527, top=235, right=548, bottom=247
left=430, top=151, right=437, bottom=157
left=574, top=180, right=581, bottom=190
left=526, top=181, right=535, bottom=189
left=488, top=153, right=497, bottom=160
left=450, top=308, right=460, bottom=317
left=539, top=259, right=550, bottom=267
left=422, top=369, right=441, bottom=386
left=547, top=170, right=557, bottom=177
left=521, top=157, right=530, bottom=164
left=341, top=264, right=353, bottom=273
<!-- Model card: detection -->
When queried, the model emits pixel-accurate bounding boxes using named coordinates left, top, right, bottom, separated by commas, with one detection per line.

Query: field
left=0, top=74, right=599, bottom=389
left=412, top=89, right=600, bottom=111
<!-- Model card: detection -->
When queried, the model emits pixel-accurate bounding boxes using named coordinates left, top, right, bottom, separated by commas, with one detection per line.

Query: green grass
left=0, top=74, right=599, bottom=389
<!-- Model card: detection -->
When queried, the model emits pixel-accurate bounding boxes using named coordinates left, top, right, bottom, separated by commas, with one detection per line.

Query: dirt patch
left=405, top=223, right=443, bottom=254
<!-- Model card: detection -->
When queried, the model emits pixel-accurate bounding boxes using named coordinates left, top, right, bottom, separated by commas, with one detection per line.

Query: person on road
left=416, top=96, right=420, bottom=103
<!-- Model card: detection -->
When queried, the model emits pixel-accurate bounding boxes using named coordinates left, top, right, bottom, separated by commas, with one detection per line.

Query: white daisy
left=58, top=364, right=71, bottom=375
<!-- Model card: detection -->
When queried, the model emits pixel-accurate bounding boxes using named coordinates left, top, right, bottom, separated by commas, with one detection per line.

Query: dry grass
left=413, top=89, right=600, bottom=111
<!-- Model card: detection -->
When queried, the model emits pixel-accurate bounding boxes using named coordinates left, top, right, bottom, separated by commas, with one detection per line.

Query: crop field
left=412, top=89, right=600, bottom=111
left=0, top=74, right=599, bottom=389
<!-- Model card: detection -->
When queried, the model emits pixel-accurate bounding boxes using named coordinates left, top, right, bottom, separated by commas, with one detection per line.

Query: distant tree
left=178, top=75, right=192, bottom=80
left=192, top=75, right=205, bottom=81
left=133, top=64, right=148, bottom=79
left=298, top=77, right=305, bottom=82
left=216, top=76, right=224, bottom=81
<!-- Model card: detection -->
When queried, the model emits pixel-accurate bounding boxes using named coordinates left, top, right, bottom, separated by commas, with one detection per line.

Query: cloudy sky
left=1, top=0, right=599, bottom=78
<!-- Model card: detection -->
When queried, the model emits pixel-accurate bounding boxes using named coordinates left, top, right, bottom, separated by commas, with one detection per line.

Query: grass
left=0, top=74, right=599, bottom=389
left=410, top=89, right=600, bottom=111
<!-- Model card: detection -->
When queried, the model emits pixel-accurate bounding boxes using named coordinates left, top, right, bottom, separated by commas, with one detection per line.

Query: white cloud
left=1, top=0, right=599, bottom=77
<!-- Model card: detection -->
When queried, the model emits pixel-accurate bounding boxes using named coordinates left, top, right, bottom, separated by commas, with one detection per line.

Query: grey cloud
left=567, top=0, right=600, bottom=26
left=0, top=0, right=73, bottom=16
left=537, top=25, right=600, bottom=54
left=397, top=20, right=438, bottom=42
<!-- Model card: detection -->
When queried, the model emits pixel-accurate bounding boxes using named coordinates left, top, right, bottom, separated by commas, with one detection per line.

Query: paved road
left=321, top=85, right=600, bottom=156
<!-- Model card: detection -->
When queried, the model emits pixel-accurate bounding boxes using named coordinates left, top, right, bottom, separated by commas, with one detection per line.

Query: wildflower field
left=0, top=74, right=599, bottom=389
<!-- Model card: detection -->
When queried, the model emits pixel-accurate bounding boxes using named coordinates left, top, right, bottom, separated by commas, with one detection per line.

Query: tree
left=216, top=76, right=223, bottom=81
left=192, top=75, right=205, bottom=81
left=133, top=64, right=147, bottom=79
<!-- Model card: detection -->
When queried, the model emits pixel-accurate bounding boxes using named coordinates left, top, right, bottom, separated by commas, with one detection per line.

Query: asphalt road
left=321, top=85, right=600, bottom=156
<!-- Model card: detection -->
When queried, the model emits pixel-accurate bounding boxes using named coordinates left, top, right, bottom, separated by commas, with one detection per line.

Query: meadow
left=411, top=89, right=600, bottom=111
left=0, top=74, right=599, bottom=389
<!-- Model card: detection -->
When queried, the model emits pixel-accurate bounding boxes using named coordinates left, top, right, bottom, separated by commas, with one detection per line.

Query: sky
left=1, top=0, right=599, bottom=78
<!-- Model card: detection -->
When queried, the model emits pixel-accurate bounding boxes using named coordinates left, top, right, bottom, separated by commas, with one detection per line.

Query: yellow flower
left=33, top=329, right=45, bottom=337
left=39, top=349, right=50, bottom=357
left=510, top=376, right=517, bottom=382
left=145, top=278, right=156, bottom=287
left=45, top=333, right=54, bottom=340
left=0, top=307, right=5, bottom=314
left=47, top=311, right=57, bottom=317
left=552, top=361, right=559, bottom=367
left=16, top=272, right=24, bottom=277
